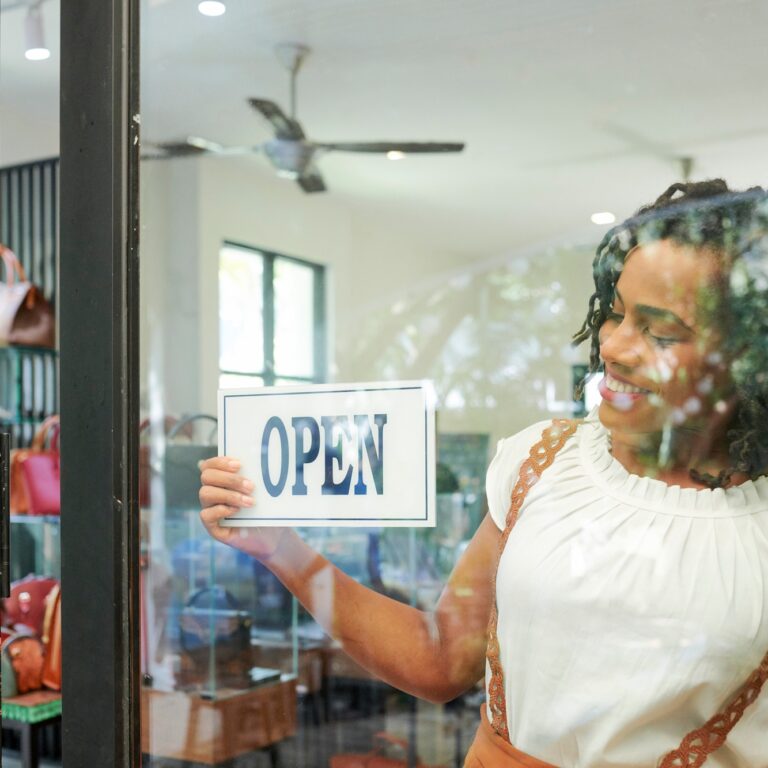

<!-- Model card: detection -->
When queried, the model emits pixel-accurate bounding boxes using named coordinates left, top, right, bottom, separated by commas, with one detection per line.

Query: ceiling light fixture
left=24, top=3, right=50, bottom=61
left=386, top=150, right=405, bottom=160
left=198, top=1, right=226, bottom=16
left=590, top=211, right=616, bottom=225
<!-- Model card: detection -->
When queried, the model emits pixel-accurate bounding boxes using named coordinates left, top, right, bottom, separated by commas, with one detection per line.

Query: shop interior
left=2, top=0, right=768, bottom=766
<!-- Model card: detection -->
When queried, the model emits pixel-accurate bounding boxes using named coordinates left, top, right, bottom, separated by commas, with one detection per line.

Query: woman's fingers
left=199, top=455, right=241, bottom=473
left=199, top=456, right=254, bottom=509
left=200, top=504, right=240, bottom=542
left=200, top=466, right=253, bottom=494
left=199, top=483, right=254, bottom=509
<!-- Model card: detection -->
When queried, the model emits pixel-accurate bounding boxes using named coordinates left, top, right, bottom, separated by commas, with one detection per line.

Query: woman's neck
left=609, top=424, right=739, bottom=489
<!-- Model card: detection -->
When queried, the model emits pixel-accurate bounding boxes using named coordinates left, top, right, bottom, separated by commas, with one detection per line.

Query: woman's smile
left=598, top=370, right=651, bottom=410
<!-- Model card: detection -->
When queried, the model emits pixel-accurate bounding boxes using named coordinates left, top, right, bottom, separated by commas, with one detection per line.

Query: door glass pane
left=140, top=3, right=768, bottom=766
left=1, top=1, right=62, bottom=764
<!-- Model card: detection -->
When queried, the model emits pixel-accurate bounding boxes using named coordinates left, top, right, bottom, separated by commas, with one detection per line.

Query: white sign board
left=218, top=380, right=436, bottom=527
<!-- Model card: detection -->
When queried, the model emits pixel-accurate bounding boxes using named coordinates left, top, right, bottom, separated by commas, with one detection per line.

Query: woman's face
left=597, top=239, right=732, bottom=438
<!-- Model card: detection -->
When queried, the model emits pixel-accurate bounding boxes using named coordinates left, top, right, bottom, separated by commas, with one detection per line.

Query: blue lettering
left=261, top=416, right=289, bottom=497
left=321, top=415, right=353, bottom=495
left=353, top=414, right=387, bottom=495
left=291, top=416, right=320, bottom=495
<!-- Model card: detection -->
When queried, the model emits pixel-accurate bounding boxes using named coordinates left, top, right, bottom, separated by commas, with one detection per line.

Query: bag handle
left=0, top=245, right=28, bottom=286
left=31, top=415, right=60, bottom=453
left=186, top=585, right=240, bottom=610
left=167, top=413, right=217, bottom=444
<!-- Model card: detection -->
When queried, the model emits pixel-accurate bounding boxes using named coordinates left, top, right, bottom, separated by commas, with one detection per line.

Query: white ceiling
left=2, top=0, right=768, bottom=254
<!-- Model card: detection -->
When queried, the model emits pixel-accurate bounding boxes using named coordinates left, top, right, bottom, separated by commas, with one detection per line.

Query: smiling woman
left=575, top=180, right=768, bottom=490
left=200, top=180, right=768, bottom=767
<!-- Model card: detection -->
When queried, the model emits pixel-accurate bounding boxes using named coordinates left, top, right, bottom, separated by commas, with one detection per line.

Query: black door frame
left=60, top=0, right=140, bottom=764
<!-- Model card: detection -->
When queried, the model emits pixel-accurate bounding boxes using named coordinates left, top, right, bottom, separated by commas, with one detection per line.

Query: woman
left=200, top=180, right=768, bottom=766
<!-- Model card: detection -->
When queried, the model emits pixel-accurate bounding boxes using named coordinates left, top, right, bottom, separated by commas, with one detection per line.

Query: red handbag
left=1, top=575, right=59, bottom=635
left=15, top=415, right=61, bottom=516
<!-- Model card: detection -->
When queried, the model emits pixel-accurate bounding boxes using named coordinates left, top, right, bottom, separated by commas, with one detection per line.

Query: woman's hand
left=199, top=456, right=290, bottom=561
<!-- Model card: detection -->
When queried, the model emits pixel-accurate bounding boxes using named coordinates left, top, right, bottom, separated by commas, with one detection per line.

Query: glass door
left=137, top=2, right=768, bottom=767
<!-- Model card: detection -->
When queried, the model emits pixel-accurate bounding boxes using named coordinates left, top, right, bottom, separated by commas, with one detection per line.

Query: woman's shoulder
left=485, top=419, right=575, bottom=529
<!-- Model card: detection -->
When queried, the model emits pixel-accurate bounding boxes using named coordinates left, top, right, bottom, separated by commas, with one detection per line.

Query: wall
left=139, top=157, right=596, bottom=451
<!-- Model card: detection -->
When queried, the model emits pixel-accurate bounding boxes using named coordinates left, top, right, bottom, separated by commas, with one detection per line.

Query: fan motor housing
left=263, top=138, right=315, bottom=178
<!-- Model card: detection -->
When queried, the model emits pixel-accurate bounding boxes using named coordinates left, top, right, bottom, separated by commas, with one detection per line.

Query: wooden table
left=2, top=690, right=62, bottom=768
left=141, top=676, right=296, bottom=766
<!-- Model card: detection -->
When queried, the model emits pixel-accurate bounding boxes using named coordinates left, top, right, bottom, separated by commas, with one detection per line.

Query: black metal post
left=60, top=0, right=140, bottom=764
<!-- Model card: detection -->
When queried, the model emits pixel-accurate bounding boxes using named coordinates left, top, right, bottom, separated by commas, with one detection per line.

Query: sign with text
left=218, top=381, right=436, bottom=527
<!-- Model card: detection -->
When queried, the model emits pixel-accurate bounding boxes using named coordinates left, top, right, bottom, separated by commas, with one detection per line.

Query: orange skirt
left=464, top=705, right=558, bottom=768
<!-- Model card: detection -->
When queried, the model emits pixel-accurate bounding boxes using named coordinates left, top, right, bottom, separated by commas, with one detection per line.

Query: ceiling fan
left=148, top=44, right=466, bottom=193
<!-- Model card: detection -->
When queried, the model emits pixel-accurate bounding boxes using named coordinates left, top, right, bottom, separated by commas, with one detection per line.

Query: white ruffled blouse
left=484, top=411, right=768, bottom=767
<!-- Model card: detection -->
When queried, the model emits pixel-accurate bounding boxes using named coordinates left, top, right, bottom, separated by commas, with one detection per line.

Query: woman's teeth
left=605, top=374, right=646, bottom=394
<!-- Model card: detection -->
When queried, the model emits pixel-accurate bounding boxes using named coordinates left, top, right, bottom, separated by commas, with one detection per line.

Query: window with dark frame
left=219, top=242, right=326, bottom=389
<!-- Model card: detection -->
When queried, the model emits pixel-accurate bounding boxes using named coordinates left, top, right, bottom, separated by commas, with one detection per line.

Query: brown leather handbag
left=1, top=633, right=45, bottom=694
left=41, top=583, right=62, bottom=690
left=0, top=244, right=55, bottom=349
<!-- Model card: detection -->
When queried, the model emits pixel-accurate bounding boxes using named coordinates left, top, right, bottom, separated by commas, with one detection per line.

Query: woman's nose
left=599, top=320, right=642, bottom=368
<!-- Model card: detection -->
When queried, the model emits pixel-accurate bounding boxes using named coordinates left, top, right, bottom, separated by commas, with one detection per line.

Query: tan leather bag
left=0, top=244, right=55, bottom=348
left=41, top=584, right=62, bottom=691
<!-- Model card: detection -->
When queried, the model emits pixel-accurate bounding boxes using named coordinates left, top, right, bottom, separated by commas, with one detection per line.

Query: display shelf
left=10, top=515, right=60, bottom=526
left=0, top=345, right=59, bottom=449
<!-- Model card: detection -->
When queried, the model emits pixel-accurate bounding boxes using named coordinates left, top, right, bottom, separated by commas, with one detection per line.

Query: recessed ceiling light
left=198, top=1, right=226, bottom=16
left=387, top=150, right=405, bottom=160
left=590, top=211, right=616, bottom=225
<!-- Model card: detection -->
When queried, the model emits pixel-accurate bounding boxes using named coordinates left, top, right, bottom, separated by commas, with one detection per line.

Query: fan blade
left=317, top=141, right=465, bottom=154
left=151, top=139, right=213, bottom=157
left=248, top=98, right=305, bottom=140
left=145, top=137, right=261, bottom=159
left=297, top=171, right=326, bottom=194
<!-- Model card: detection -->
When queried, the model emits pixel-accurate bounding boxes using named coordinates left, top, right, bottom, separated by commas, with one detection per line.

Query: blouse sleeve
left=485, top=420, right=551, bottom=531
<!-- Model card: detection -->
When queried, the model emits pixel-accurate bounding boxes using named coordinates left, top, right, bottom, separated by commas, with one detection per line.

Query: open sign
left=218, top=381, right=436, bottom=527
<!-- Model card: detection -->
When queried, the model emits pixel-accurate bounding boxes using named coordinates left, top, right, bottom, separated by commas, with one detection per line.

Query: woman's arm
left=200, top=456, right=500, bottom=703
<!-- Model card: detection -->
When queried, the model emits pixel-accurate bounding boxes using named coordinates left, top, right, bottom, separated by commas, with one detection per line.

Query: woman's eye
left=606, top=311, right=624, bottom=323
left=646, top=329, right=680, bottom=348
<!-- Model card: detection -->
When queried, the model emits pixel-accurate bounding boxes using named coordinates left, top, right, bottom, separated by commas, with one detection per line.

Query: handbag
left=139, top=416, right=193, bottom=509
left=10, top=415, right=60, bottom=516
left=330, top=732, right=439, bottom=768
left=178, top=585, right=253, bottom=689
left=0, top=244, right=55, bottom=349
left=164, top=413, right=217, bottom=511
left=1, top=574, right=59, bottom=635
left=40, top=583, right=62, bottom=690
left=1, top=632, right=45, bottom=695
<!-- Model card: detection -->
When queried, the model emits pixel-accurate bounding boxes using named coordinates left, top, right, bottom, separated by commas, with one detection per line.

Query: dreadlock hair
left=573, top=179, right=768, bottom=488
